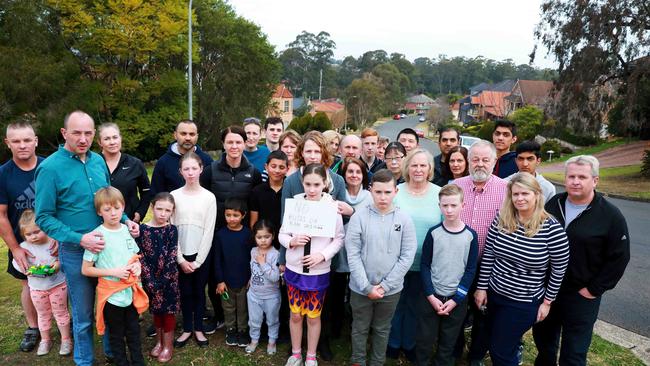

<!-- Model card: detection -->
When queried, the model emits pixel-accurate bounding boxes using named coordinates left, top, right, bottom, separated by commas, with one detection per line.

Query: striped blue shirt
left=477, top=216, right=569, bottom=302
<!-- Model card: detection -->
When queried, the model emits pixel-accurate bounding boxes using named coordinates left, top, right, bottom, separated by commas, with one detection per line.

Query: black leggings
left=179, top=254, right=210, bottom=332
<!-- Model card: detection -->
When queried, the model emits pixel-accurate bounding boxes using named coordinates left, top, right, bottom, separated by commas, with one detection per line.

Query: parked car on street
left=416, top=129, right=425, bottom=138
left=399, top=113, right=407, bottom=119
left=418, top=116, right=426, bottom=122
left=393, top=114, right=401, bottom=120
left=460, top=135, right=481, bottom=148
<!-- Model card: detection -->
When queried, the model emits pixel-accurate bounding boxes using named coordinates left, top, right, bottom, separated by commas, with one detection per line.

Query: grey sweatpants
left=247, top=291, right=281, bottom=342
left=350, top=291, right=401, bottom=366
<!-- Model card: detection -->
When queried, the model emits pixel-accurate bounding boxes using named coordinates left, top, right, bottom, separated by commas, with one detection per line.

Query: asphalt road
left=376, top=115, right=440, bottom=156
left=378, top=116, right=650, bottom=337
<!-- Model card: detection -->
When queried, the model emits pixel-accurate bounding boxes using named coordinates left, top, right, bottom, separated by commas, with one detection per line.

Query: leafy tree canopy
left=534, top=0, right=650, bottom=138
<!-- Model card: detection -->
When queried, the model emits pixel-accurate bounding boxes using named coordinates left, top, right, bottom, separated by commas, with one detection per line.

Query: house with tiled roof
left=505, top=80, right=554, bottom=115
left=310, top=99, right=346, bottom=129
left=474, top=91, right=510, bottom=120
left=458, top=80, right=515, bottom=124
left=404, top=94, right=438, bottom=114
left=267, top=83, right=294, bottom=126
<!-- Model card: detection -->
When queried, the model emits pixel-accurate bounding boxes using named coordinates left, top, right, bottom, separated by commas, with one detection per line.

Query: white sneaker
left=37, top=340, right=52, bottom=356
left=59, top=339, right=73, bottom=356
left=245, top=342, right=258, bottom=354
left=305, top=358, right=318, bottom=366
left=285, top=355, right=303, bottom=366
left=267, top=343, right=277, bottom=355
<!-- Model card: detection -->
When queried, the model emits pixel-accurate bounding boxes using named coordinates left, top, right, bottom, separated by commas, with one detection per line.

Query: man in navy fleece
left=150, top=120, right=213, bottom=195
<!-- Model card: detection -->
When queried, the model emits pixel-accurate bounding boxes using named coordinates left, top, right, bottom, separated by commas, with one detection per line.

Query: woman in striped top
left=474, top=173, right=569, bottom=366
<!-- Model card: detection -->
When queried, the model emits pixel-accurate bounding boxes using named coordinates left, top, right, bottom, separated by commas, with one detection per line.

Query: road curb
left=594, top=320, right=650, bottom=365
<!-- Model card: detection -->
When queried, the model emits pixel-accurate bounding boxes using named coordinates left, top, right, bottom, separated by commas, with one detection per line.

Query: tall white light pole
left=188, top=0, right=193, bottom=120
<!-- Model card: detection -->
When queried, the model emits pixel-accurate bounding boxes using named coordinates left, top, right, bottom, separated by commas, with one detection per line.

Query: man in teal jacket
left=34, top=110, right=139, bottom=366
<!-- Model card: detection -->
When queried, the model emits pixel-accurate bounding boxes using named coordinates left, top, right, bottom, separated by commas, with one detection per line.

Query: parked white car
left=460, top=135, right=481, bottom=148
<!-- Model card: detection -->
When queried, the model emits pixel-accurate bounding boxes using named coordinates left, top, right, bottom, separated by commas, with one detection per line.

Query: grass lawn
left=541, top=139, right=632, bottom=164
left=0, top=248, right=644, bottom=365
left=544, top=164, right=650, bottom=200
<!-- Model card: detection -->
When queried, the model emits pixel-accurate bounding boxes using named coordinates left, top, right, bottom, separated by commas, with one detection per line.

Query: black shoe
left=19, top=327, right=39, bottom=352
left=385, top=345, right=399, bottom=359
left=403, top=347, right=417, bottom=363
left=203, top=319, right=217, bottom=335
left=317, top=337, right=333, bottom=361
left=237, top=331, right=250, bottom=347
left=173, top=332, right=191, bottom=348
left=225, top=329, right=238, bottom=346
left=195, top=335, right=209, bottom=348
left=146, top=325, right=157, bottom=337
left=105, top=355, right=115, bottom=364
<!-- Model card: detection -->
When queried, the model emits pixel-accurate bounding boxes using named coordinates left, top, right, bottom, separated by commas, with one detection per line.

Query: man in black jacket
left=533, top=155, right=630, bottom=366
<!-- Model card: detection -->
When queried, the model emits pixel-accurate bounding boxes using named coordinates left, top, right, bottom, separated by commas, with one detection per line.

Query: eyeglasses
left=386, top=156, right=404, bottom=163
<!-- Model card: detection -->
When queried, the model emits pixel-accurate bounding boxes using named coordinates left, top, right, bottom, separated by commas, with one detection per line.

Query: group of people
left=0, top=110, right=630, bottom=366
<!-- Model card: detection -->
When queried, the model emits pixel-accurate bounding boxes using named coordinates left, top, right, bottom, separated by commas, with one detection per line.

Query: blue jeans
left=387, top=271, right=421, bottom=350
left=60, top=243, right=112, bottom=365
left=488, top=290, right=540, bottom=366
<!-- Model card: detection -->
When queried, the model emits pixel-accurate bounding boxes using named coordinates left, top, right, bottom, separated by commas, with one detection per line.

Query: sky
left=229, top=0, right=557, bottom=69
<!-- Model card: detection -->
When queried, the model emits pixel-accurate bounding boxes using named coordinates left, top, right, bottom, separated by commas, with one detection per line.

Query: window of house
left=284, top=100, right=290, bottom=112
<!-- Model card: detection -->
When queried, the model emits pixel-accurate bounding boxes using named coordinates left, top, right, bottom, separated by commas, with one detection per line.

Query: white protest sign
left=282, top=199, right=337, bottom=238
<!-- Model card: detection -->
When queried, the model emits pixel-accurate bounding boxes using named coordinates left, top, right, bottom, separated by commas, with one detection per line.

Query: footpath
left=595, top=320, right=650, bottom=364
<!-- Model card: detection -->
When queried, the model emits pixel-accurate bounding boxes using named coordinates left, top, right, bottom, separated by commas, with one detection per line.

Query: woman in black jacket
left=98, top=122, right=152, bottom=222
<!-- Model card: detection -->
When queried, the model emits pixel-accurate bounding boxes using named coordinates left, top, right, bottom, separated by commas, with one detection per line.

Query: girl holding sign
left=279, top=163, right=345, bottom=366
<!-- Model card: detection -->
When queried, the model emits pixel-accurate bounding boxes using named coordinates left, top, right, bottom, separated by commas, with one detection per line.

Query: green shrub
left=557, top=128, right=601, bottom=146
left=476, top=121, right=495, bottom=141
left=541, top=140, right=562, bottom=161
left=642, top=150, right=650, bottom=179
left=462, top=125, right=481, bottom=136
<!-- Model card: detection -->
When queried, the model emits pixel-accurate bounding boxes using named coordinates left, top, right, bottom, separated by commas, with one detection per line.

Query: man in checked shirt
left=450, top=140, right=507, bottom=366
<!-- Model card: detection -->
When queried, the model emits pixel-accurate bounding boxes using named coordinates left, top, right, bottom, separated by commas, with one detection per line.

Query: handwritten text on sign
left=282, top=199, right=337, bottom=237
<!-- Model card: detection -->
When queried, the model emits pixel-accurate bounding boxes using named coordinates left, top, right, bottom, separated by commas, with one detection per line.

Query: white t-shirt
left=13, top=240, right=65, bottom=291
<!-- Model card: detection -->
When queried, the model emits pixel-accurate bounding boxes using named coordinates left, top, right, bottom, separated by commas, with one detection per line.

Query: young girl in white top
left=170, top=152, right=216, bottom=347
left=13, top=210, right=72, bottom=356
left=279, top=163, right=345, bottom=366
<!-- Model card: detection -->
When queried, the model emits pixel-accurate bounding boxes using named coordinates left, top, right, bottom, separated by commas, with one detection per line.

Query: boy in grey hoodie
left=346, top=169, right=417, bottom=366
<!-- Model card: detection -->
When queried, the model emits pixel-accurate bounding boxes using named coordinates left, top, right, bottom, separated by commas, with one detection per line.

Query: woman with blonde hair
left=474, top=172, right=569, bottom=366
left=322, top=130, right=341, bottom=158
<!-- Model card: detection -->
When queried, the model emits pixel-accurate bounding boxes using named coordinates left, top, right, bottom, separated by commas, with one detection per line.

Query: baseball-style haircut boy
left=94, top=186, right=125, bottom=211
left=515, top=140, right=542, bottom=158
left=371, top=168, right=396, bottom=187
left=438, top=184, right=464, bottom=202
left=266, top=150, right=289, bottom=165
left=224, top=197, right=247, bottom=215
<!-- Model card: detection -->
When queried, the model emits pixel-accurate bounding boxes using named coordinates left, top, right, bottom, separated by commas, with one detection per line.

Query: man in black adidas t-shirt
left=0, top=121, right=45, bottom=352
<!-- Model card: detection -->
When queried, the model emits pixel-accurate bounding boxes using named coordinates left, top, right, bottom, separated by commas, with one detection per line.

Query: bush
left=510, top=105, right=544, bottom=141
left=541, top=140, right=562, bottom=161
left=311, top=112, right=333, bottom=132
left=461, top=125, right=481, bottom=136
left=557, top=128, right=601, bottom=146
left=642, top=150, right=650, bottom=179
left=476, top=121, right=495, bottom=141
